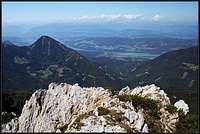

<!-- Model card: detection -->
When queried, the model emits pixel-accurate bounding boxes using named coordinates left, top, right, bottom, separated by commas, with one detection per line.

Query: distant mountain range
left=3, top=36, right=198, bottom=91
left=3, top=36, right=126, bottom=91
left=3, top=23, right=198, bottom=42
left=2, top=36, right=198, bottom=114
left=68, top=37, right=197, bottom=55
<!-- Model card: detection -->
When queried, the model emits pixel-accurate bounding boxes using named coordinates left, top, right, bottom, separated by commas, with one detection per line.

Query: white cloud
left=152, top=15, right=162, bottom=22
left=69, top=14, right=142, bottom=22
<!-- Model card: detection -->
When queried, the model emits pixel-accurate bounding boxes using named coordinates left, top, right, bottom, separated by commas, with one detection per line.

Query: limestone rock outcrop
left=2, top=83, right=188, bottom=133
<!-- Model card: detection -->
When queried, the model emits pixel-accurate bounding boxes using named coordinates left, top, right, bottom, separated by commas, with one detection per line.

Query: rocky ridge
left=2, top=83, right=189, bottom=133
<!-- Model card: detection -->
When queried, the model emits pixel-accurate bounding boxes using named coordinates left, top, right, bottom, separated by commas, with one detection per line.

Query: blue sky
left=2, top=2, right=198, bottom=25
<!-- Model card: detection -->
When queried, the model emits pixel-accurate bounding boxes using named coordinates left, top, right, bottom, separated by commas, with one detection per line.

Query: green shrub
left=118, top=94, right=132, bottom=102
left=165, top=105, right=177, bottom=114
left=140, top=97, right=158, bottom=111
left=59, top=123, right=69, bottom=132
left=144, top=112, right=162, bottom=133
left=177, top=109, right=186, bottom=120
left=151, top=122, right=162, bottom=133
left=98, top=107, right=110, bottom=116
left=148, top=109, right=161, bottom=120
left=131, top=95, right=144, bottom=110
left=176, top=110, right=198, bottom=133
left=71, top=115, right=85, bottom=130
left=107, top=109, right=118, bottom=116
left=104, top=111, right=134, bottom=133
left=132, top=95, right=161, bottom=132
left=144, top=113, right=154, bottom=126
left=118, top=94, right=158, bottom=111
left=70, top=111, right=94, bottom=130
left=118, top=123, right=134, bottom=133
left=118, top=94, right=163, bottom=132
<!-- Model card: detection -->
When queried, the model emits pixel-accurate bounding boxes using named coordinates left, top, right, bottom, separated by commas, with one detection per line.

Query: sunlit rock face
left=1, top=83, right=188, bottom=133
left=174, top=100, right=189, bottom=114
left=119, top=84, right=171, bottom=106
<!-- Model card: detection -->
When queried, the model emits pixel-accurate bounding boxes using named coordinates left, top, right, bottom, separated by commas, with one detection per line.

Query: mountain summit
left=28, top=35, right=82, bottom=65
left=31, top=36, right=67, bottom=49
left=30, top=35, right=76, bottom=58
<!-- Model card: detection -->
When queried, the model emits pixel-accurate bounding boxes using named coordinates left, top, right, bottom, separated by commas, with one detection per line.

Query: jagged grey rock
left=1, top=83, right=188, bottom=133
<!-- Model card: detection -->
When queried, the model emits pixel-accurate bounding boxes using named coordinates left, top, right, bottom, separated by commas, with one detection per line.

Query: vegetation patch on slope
left=175, top=109, right=198, bottom=133
left=165, top=104, right=177, bottom=114
left=98, top=107, right=134, bottom=133
left=118, top=94, right=162, bottom=132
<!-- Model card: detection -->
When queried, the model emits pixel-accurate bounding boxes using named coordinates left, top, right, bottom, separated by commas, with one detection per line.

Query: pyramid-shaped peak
left=38, top=35, right=58, bottom=42
left=30, top=35, right=74, bottom=56
left=31, top=35, right=64, bottom=48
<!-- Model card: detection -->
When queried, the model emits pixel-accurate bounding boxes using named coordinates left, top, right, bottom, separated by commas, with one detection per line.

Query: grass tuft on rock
left=165, top=104, right=177, bottom=114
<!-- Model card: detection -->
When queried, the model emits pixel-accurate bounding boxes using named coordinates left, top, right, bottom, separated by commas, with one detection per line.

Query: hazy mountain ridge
left=3, top=23, right=198, bottom=42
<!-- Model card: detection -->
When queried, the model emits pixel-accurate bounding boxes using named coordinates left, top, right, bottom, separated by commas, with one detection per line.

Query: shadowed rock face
left=2, top=83, right=186, bottom=133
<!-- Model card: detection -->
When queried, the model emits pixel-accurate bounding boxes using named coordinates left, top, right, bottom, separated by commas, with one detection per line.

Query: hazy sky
left=2, top=2, right=198, bottom=25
